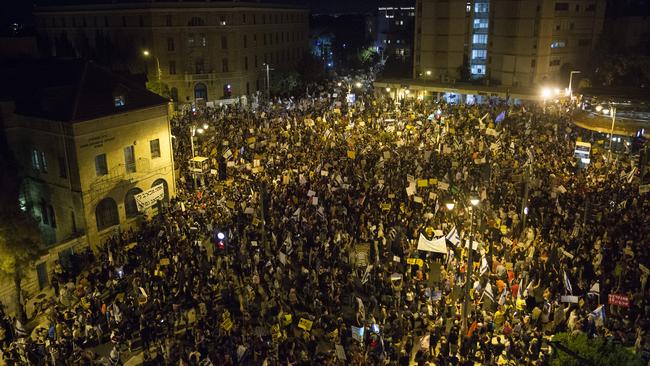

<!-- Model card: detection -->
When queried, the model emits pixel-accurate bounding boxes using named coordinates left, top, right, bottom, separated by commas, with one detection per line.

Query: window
left=586, top=3, right=596, bottom=11
left=531, top=59, right=536, bottom=67
left=242, top=14, right=246, bottom=24
left=41, top=202, right=49, bottom=225
left=575, top=4, right=580, bottom=11
left=124, top=145, right=136, bottom=173
left=555, top=2, right=569, bottom=11
left=244, top=56, right=248, bottom=71
left=472, top=34, right=488, bottom=44
left=47, top=205, right=56, bottom=228
left=150, top=139, right=161, bottom=158
left=104, top=16, right=108, bottom=27
left=222, top=58, right=229, bottom=72
left=549, top=59, right=561, bottom=66
left=40, top=151, right=48, bottom=173
left=139, top=15, right=143, bottom=27
left=551, top=40, right=566, bottom=48
left=189, top=17, right=205, bottom=26
left=263, top=34, right=267, bottom=46
left=96, top=198, right=119, bottom=231
left=166, top=15, right=172, bottom=26
left=473, top=19, right=488, bottom=29
left=58, top=156, right=67, bottom=178
left=243, top=34, right=247, bottom=48
left=475, top=2, right=489, bottom=13
left=471, top=49, right=487, bottom=60
left=221, top=35, right=228, bottom=49
left=169, top=61, right=176, bottom=75
left=124, top=188, right=143, bottom=218
left=95, top=154, right=108, bottom=176
left=188, top=34, right=195, bottom=47
left=578, top=39, right=591, bottom=47
left=167, top=37, right=174, bottom=51
left=32, top=149, right=40, bottom=171
left=199, top=33, right=206, bottom=47
left=114, top=95, right=125, bottom=107
left=254, top=55, right=258, bottom=68
left=471, top=65, right=485, bottom=75
left=195, top=58, right=204, bottom=74
left=122, top=16, right=126, bottom=26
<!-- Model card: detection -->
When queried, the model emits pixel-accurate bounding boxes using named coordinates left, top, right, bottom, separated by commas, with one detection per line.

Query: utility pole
left=263, top=63, right=274, bottom=99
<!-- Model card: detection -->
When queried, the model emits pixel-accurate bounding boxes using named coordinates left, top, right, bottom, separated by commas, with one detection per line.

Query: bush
left=550, top=332, right=643, bottom=366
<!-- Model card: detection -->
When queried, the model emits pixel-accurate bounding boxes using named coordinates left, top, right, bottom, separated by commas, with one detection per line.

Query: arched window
left=194, top=83, right=207, bottom=100
left=152, top=179, right=169, bottom=202
left=95, top=198, right=119, bottom=231
left=124, top=188, right=143, bottom=218
left=188, top=17, right=205, bottom=26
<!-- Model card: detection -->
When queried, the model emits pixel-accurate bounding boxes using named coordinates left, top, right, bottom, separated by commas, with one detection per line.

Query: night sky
left=2, top=0, right=650, bottom=31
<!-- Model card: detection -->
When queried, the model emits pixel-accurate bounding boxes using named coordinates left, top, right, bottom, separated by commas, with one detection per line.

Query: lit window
left=472, top=34, right=488, bottom=44
left=114, top=95, right=125, bottom=107
left=471, top=65, right=485, bottom=75
left=32, top=149, right=40, bottom=171
left=472, top=49, right=487, bottom=59
left=475, top=2, right=489, bottom=13
left=551, top=40, right=566, bottom=48
left=473, top=19, right=488, bottom=29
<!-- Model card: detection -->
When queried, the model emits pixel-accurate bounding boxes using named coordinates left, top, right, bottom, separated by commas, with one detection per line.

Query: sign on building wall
left=135, top=184, right=165, bottom=212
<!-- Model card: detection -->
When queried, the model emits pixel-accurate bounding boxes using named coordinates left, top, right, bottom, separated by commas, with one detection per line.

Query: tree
left=550, top=332, right=643, bottom=366
left=0, top=144, right=44, bottom=322
left=146, top=81, right=171, bottom=100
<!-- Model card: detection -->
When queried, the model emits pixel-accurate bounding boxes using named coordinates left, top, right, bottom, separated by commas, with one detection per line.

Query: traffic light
left=213, top=230, right=228, bottom=254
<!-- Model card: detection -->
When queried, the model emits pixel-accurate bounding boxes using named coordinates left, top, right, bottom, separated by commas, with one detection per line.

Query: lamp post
left=263, top=63, right=274, bottom=99
left=568, top=70, right=581, bottom=100
left=190, top=123, right=208, bottom=158
left=142, top=50, right=161, bottom=82
left=595, top=104, right=617, bottom=162
left=446, top=195, right=480, bottom=336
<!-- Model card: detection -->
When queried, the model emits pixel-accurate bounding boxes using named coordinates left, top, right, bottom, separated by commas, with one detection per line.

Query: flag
left=417, top=233, right=447, bottom=254
left=498, top=288, right=508, bottom=306
left=495, top=111, right=506, bottom=123
left=480, top=256, right=490, bottom=276
left=483, top=282, right=494, bottom=302
left=590, top=305, right=606, bottom=326
left=563, top=270, right=573, bottom=295
left=445, top=226, right=461, bottom=246
left=588, top=282, right=600, bottom=297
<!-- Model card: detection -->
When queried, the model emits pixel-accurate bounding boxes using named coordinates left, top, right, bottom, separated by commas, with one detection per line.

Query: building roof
left=5, top=59, right=169, bottom=123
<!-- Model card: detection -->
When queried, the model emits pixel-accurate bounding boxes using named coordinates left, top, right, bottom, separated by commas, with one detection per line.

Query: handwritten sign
left=298, top=318, right=313, bottom=331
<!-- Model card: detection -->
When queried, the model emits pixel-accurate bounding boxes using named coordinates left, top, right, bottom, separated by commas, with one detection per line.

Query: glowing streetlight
left=541, top=88, right=552, bottom=99
left=470, top=197, right=480, bottom=206
left=142, top=50, right=150, bottom=56
left=426, top=70, right=432, bottom=76
left=196, top=128, right=204, bottom=134
left=385, top=87, right=391, bottom=92
left=445, top=202, right=455, bottom=211
left=595, top=105, right=603, bottom=113
left=355, top=82, right=362, bottom=88
left=202, top=123, right=209, bottom=130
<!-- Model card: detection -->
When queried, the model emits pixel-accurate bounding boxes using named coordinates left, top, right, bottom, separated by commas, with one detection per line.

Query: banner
left=561, top=295, right=579, bottom=303
left=135, top=184, right=165, bottom=212
left=417, top=233, right=447, bottom=254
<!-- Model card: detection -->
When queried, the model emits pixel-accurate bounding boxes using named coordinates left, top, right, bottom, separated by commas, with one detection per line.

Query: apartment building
left=413, top=0, right=605, bottom=87
left=33, top=1, right=309, bottom=103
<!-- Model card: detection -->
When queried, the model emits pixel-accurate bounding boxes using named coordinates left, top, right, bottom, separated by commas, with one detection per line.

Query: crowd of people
left=1, top=74, right=649, bottom=365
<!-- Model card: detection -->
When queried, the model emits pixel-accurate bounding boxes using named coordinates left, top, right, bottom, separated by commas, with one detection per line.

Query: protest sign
left=561, top=295, right=579, bottom=303
left=347, top=150, right=356, bottom=159
left=640, top=184, right=650, bottom=195
left=417, top=179, right=429, bottom=187
left=135, top=184, right=165, bottom=212
left=406, top=258, right=424, bottom=267
left=417, top=233, right=447, bottom=254
left=608, top=294, right=630, bottom=307
left=298, top=318, right=313, bottom=331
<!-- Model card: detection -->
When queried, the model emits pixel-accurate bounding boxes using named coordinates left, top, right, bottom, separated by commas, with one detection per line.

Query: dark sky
left=3, top=0, right=649, bottom=30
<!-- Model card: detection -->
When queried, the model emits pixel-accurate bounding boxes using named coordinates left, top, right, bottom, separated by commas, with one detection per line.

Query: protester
left=0, top=75, right=648, bottom=366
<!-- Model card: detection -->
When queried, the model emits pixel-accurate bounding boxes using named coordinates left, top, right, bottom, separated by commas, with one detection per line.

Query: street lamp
left=142, top=49, right=161, bottom=82
left=445, top=202, right=455, bottom=211
left=355, top=82, right=362, bottom=88
left=190, top=125, right=206, bottom=158
left=568, top=70, right=581, bottom=100
left=461, top=194, right=480, bottom=335
left=596, top=103, right=617, bottom=161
